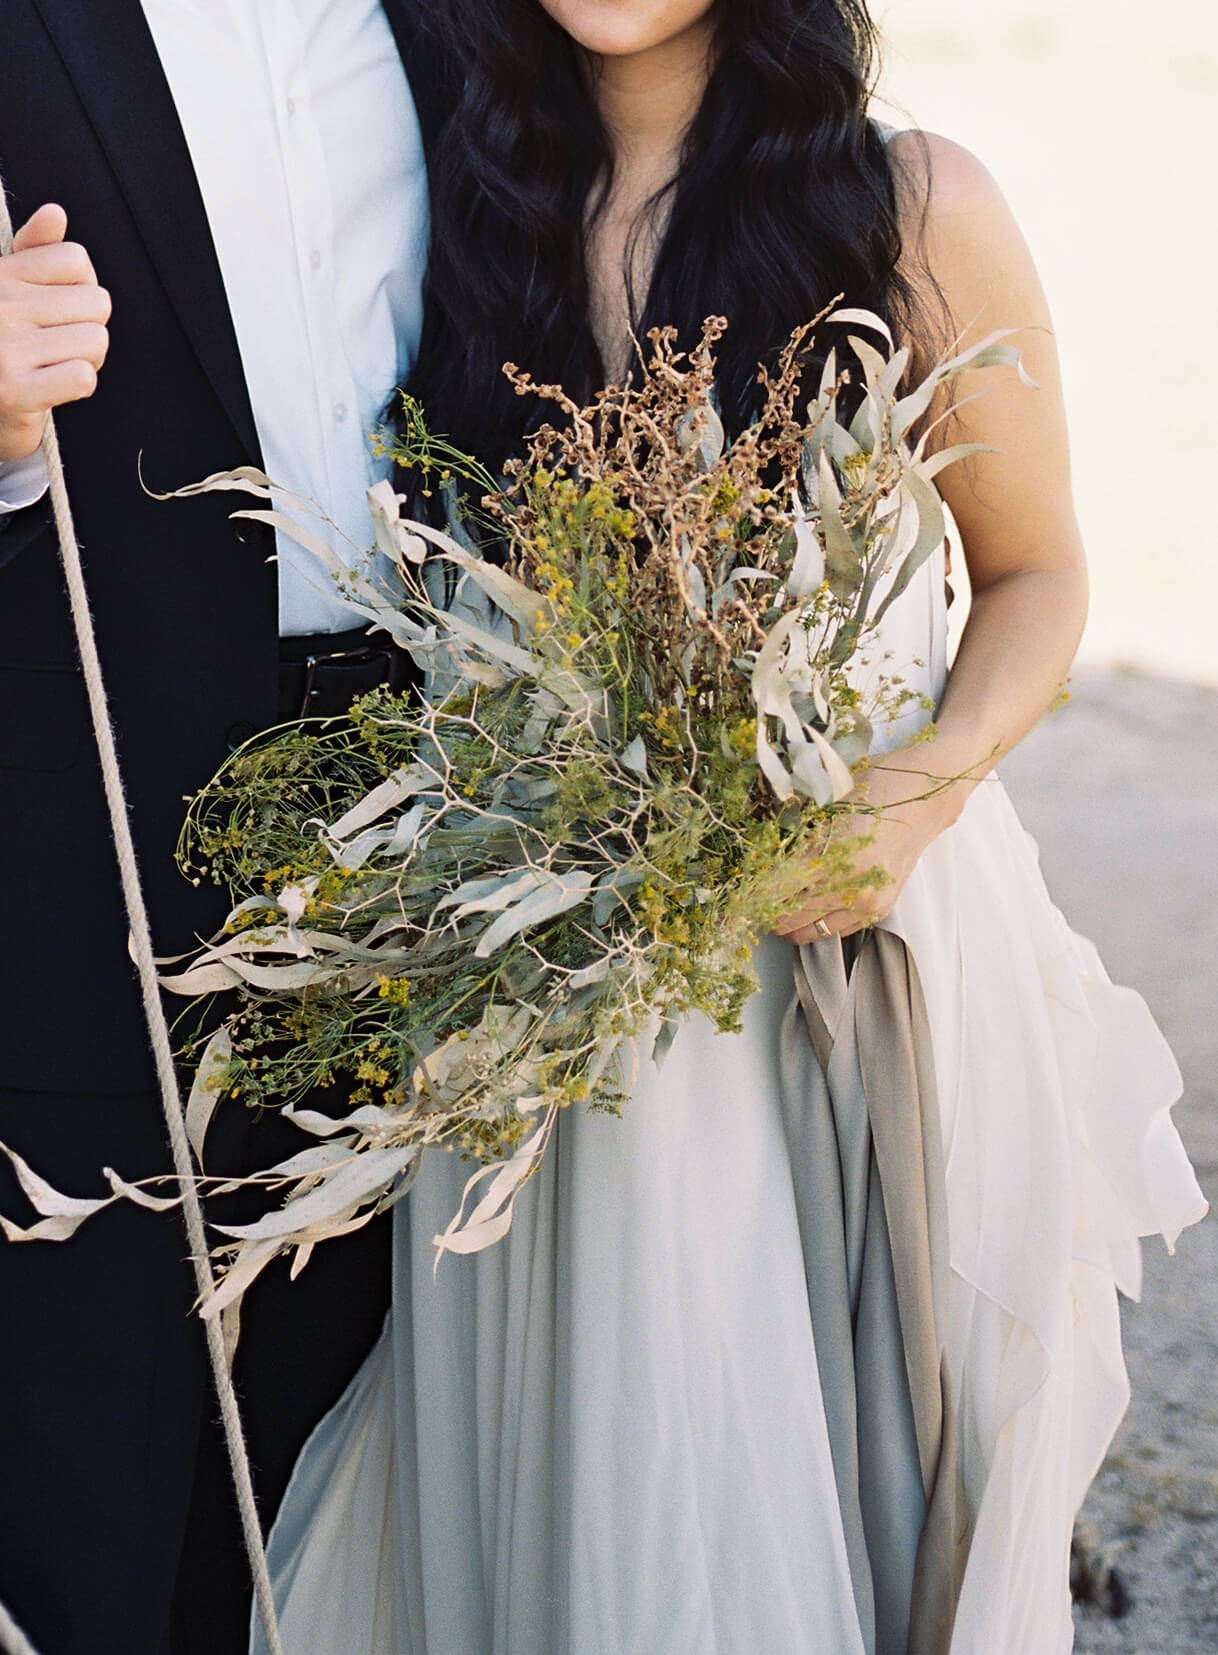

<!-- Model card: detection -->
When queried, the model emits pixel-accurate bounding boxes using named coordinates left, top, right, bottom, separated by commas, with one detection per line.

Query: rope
left=0, top=192, right=287, bottom=1655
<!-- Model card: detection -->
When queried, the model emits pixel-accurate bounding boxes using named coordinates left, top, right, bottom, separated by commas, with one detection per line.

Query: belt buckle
left=301, top=647, right=335, bottom=713
left=300, top=650, right=325, bottom=719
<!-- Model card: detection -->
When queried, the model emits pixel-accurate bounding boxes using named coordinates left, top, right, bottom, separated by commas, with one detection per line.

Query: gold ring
left=814, top=918, right=832, bottom=939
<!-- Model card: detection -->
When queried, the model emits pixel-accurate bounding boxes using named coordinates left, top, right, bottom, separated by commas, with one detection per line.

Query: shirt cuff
left=0, top=450, right=51, bottom=514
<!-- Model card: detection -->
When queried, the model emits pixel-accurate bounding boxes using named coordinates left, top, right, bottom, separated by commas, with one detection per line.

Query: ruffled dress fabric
left=253, top=543, right=1206, bottom=1655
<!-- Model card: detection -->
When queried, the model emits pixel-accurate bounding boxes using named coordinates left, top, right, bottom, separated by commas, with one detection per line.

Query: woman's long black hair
left=406, top=0, right=933, bottom=469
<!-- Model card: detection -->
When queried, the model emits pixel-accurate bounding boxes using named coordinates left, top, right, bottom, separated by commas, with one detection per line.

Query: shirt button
left=310, top=248, right=322, bottom=270
left=286, top=96, right=297, bottom=116
left=232, top=520, right=271, bottom=551
left=333, top=402, right=348, bottom=424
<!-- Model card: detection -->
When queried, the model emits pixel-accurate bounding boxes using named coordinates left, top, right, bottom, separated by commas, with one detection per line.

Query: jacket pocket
left=0, top=664, right=88, bottom=772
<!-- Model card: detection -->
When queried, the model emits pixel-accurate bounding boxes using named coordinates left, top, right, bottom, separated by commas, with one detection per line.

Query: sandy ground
left=870, top=5, right=1218, bottom=1646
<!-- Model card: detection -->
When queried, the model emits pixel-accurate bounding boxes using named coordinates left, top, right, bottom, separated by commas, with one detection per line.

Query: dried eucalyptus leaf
left=830, top=714, right=874, bottom=767
left=891, top=376, right=940, bottom=445
left=432, top=1112, right=554, bottom=1264
left=618, top=735, right=650, bottom=781
left=592, top=868, right=645, bottom=926
left=755, top=716, right=794, bottom=801
left=142, top=463, right=279, bottom=503
left=474, top=871, right=596, bottom=957
left=825, top=306, right=895, bottom=349
left=847, top=333, right=891, bottom=393
left=711, top=567, right=776, bottom=619
left=849, top=389, right=882, bottom=454
left=676, top=400, right=726, bottom=471
left=260, top=1140, right=360, bottom=1181
left=159, top=960, right=243, bottom=996
left=199, top=1238, right=284, bottom=1322
left=210, top=1145, right=414, bottom=1243
left=101, top=1169, right=183, bottom=1213
left=366, top=478, right=426, bottom=566
left=223, top=957, right=337, bottom=992
left=785, top=495, right=825, bottom=599
left=788, top=740, right=837, bottom=807
left=0, top=1139, right=113, bottom=1229
left=818, top=451, right=862, bottom=599
left=435, top=607, right=537, bottom=676
left=440, top=549, right=549, bottom=634
left=185, top=1027, right=232, bottom=1163
left=807, top=726, right=856, bottom=802
left=230, top=507, right=350, bottom=581
left=651, top=1015, right=681, bottom=1069
left=921, top=440, right=995, bottom=481
left=872, top=467, right=946, bottom=624
left=439, top=867, right=551, bottom=922
left=322, top=765, right=435, bottom=841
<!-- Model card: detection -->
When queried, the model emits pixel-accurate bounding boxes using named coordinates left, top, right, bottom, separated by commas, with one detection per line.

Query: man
left=0, top=5, right=451, bottom=1651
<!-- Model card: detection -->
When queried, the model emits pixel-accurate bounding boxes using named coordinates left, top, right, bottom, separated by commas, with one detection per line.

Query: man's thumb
left=11, top=203, right=69, bottom=254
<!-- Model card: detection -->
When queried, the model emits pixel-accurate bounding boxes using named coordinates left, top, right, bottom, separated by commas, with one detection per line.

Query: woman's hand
left=771, top=742, right=975, bottom=945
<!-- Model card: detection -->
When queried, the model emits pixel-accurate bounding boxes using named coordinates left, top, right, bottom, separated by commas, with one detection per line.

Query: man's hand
left=0, top=204, right=111, bottom=462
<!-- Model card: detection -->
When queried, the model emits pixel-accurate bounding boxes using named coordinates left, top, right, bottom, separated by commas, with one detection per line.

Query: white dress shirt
left=0, top=0, right=428, bottom=637
left=0, top=449, right=50, bottom=513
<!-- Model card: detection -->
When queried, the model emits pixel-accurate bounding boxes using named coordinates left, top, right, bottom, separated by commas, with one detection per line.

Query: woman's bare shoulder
left=883, top=128, right=1011, bottom=234
left=882, top=128, right=1047, bottom=336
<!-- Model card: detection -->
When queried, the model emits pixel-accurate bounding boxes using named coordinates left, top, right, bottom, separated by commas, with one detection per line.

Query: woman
left=255, top=4, right=1205, bottom=1651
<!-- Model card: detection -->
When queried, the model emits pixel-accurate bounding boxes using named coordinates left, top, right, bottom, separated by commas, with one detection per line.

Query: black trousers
left=0, top=1083, right=391, bottom=1655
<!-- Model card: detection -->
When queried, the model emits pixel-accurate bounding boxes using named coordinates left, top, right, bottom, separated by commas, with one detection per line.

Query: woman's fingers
left=776, top=907, right=865, bottom=945
left=767, top=752, right=947, bottom=948
left=772, top=893, right=872, bottom=939
left=771, top=875, right=896, bottom=942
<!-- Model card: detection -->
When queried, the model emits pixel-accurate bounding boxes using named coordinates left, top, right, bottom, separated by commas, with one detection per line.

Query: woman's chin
left=538, top=0, right=718, bottom=60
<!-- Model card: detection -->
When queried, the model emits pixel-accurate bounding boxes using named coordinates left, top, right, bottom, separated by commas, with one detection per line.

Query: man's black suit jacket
left=0, top=1, right=452, bottom=1094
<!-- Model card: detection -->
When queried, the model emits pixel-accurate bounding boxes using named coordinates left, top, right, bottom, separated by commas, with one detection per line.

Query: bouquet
left=91, top=310, right=1024, bottom=1316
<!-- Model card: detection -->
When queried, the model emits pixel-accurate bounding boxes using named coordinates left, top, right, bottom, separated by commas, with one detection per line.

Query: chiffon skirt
left=254, top=775, right=1205, bottom=1655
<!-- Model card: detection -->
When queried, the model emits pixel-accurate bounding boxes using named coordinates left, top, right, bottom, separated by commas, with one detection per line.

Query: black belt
left=277, top=626, right=416, bottom=722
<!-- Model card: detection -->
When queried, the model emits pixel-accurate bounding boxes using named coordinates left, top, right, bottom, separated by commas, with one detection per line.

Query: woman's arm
left=774, top=132, right=1089, bottom=944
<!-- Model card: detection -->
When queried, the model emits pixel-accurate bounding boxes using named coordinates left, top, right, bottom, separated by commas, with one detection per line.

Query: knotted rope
left=0, top=188, right=287, bottom=1655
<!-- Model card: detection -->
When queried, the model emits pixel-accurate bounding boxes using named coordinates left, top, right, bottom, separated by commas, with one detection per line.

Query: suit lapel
left=31, top=0, right=260, bottom=459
